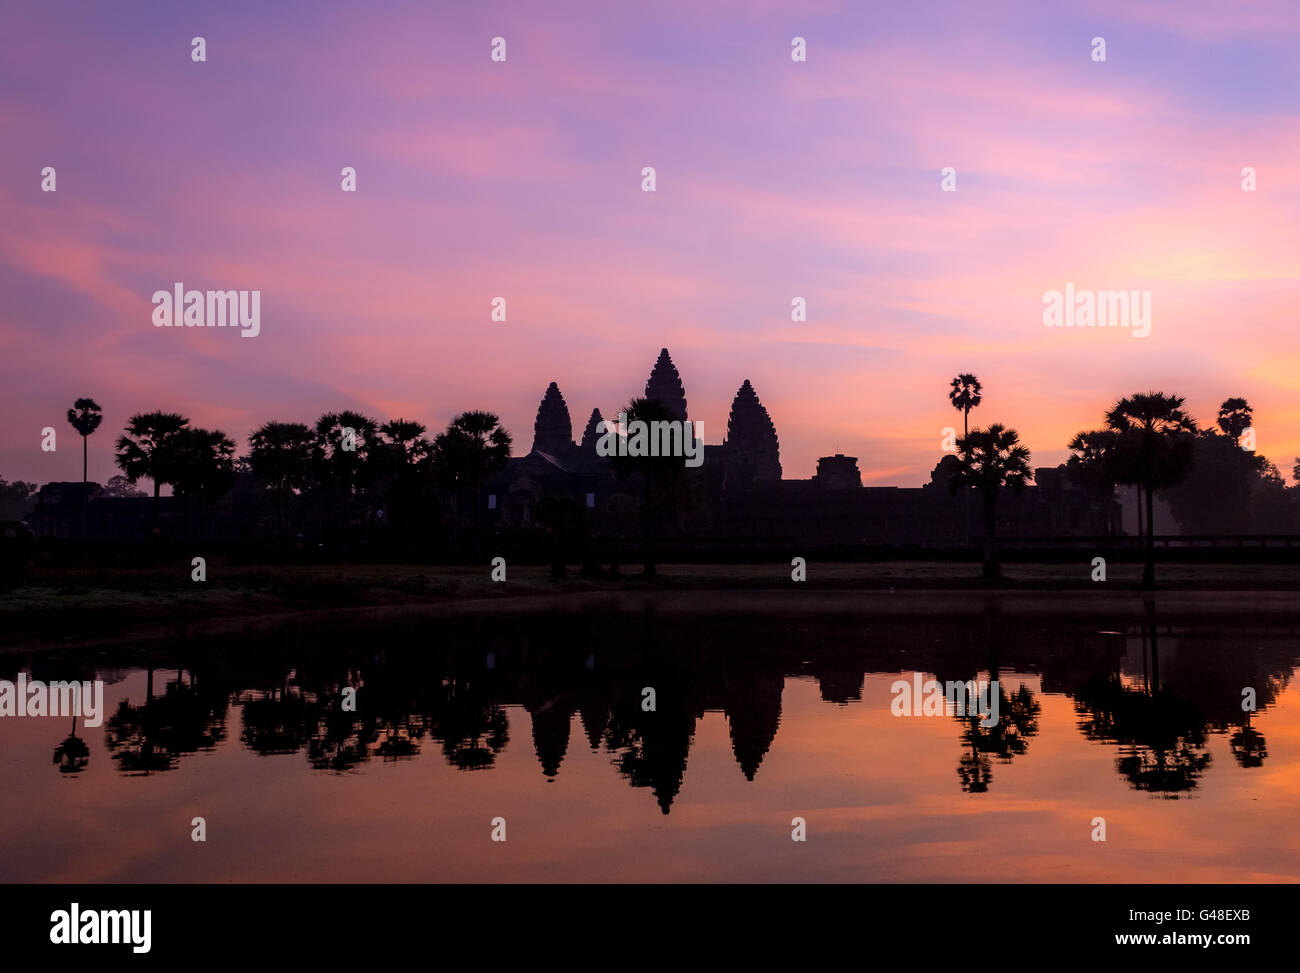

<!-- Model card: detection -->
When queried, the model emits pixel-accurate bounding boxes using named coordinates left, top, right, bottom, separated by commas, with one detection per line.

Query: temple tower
left=532, top=382, right=574, bottom=456
left=725, top=380, right=781, bottom=481
left=580, top=408, right=605, bottom=453
left=644, top=348, right=688, bottom=421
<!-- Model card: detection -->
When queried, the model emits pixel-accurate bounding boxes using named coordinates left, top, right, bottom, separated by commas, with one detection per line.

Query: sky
left=2, top=0, right=1299, bottom=487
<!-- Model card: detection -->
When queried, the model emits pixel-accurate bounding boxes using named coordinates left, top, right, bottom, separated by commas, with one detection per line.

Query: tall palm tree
left=948, top=373, right=983, bottom=437
left=432, top=411, right=512, bottom=559
left=950, top=423, right=1032, bottom=581
left=312, top=412, right=378, bottom=490
left=65, top=398, right=103, bottom=534
left=377, top=419, right=434, bottom=538
left=312, top=411, right=378, bottom=542
left=1216, top=397, right=1252, bottom=442
left=1104, top=392, right=1198, bottom=588
left=249, top=421, right=315, bottom=539
left=115, top=411, right=190, bottom=532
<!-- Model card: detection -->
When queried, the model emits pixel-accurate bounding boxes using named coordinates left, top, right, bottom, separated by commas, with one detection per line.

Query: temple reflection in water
left=19, top=603, right=1293, bottom=811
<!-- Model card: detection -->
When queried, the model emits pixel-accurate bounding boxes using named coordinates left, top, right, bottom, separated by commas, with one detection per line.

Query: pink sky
left=3, top=0, right=1299, bottom=486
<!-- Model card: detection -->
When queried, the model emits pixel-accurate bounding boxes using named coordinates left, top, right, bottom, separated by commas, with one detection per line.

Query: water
left=2, top=603, right=1297, bottom=882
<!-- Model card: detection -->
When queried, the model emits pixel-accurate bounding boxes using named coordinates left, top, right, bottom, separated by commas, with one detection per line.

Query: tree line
left=945, top=374, right=1290, bottom=586
left=52, top=400, right=512, bottom=554
left=0, top=385, right=1292, bottom=587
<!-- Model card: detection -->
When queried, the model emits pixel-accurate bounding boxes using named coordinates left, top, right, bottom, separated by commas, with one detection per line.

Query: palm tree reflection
left=64, top=606, right=1299, bottom=805
left=52, top=713, right=90, bottom=774
left=1074, top=604, right=1212, bottom=797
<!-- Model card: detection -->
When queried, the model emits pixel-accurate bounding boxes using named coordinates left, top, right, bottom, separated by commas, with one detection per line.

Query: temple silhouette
left=485, top=348, right=1111, bottom=549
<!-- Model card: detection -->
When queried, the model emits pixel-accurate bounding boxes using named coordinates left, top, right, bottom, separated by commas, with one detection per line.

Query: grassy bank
left=3, top=558, right=1300, bottom=652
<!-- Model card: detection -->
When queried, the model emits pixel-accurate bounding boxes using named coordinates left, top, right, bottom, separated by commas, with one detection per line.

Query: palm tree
left=1104, top=392, right=1199, bottom=588
left=115, top=411, right=190, bottom=532
left=948, top=373, right=983, bottom=437
left=431, top=411, right=512, bottom=559
left=609, top=397, right=686, bottom=578
left=65, top=398, right=102, bottom=534
left=312, top=411, right=378, bottom=543
left=1066, top=429, right=1119, bottom=534
left=169, top=428, right=237, bottom=537
left=950, top=423, right=1032, bottom=582
left=249, top=421, right=315, bottom=540
left=379, top=419, right=431, bottom=464
left=1216, top=397, right=1252, bottom=442
left=377, top=419, right=434, bottom=540
left=313, top=411, right=378, bottom=487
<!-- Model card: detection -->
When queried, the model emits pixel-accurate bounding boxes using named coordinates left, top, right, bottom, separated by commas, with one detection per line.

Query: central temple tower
left=644, top=348, right=688, bottom=421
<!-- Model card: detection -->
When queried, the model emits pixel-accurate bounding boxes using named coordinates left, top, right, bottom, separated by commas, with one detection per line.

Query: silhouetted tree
left=432, top=411, right=511, bottom=559
left=0, top=477, right=37, bottom=520
left=66, top=398, right=102, bottom=534
left=101, top=474, right=146, bottom=498
left=1066, top=429, right=1118, bottom=535
left=1216, top=397, right=1252, bottom=441
left=169, top=428, right=237, bottom=536
left=951, top=424, right=1032, bottom=581
left=1247, top=461, right=1300, bottom=532
left=115, top=411, right=190, bottom=531
left=948, top=373, right=982, bottom=438
left=376, top=418, right=435, bottom=541
left=249, top=421, right=315, bottom=540
left=312, top=411, right=379, bottom=543
left=1165, top=428, right=1266, bottom=534
left=1105, top=393, right=1198, bottom=588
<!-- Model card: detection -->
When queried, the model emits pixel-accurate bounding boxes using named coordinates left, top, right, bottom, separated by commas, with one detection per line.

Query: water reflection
left=106, top=667, right=227, bottom=774
left=52, top=713, right=89, bottom=774
left=12, top=602, right=1298, bottom=811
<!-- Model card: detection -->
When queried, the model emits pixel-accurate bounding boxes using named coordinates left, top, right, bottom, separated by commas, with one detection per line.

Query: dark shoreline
left=5, top=563, right=1300, bottom=654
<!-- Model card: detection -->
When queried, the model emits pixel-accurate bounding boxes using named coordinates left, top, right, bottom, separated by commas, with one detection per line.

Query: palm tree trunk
left=152, top=479, right=161, bottom=535
left=961, top=410, right=971, bottom=545
left=472, top=478, right=482, bottom=562
left=80, top=435, right=88, bottom=538
left=642, top=475, right=656, bottom=578
left=1142, top=485, right=1156, bottom=589
left=1145, top=596, right=1160, bottom=691
left=981, top=490, right=1000, bottom=582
